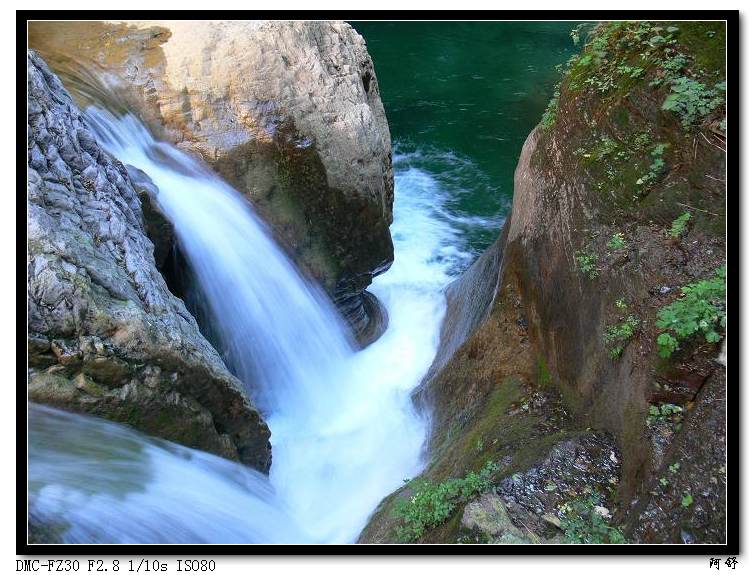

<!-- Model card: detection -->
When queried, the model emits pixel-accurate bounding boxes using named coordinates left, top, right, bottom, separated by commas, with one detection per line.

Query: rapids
left=28, top=111, right=490, bottom=543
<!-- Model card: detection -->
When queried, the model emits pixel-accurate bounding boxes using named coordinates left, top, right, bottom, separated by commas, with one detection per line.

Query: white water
left=28, top=113, right=481, bottom=543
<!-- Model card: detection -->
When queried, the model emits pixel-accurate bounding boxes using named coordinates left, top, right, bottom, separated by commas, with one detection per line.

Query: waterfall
left=28, top=113, right=473, bottom=543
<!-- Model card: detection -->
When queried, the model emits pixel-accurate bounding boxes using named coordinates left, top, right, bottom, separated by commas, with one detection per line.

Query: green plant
left=393, top=461, right=499, bottom=542
left=681, top=493, right=694, bottom=507
left=559, top=493, right=626, bottom=544
left=607, top=232, right=626, bottom=250
left=541, top=83, right=561, bottom=129
left=647, top=403, right=684, bottom=427
left=592, top=136, right=620, bottom=161
left=656, top=266, right=726, bottom=358
left=661, top=77, right=726, bottom=129
left=635, top=143, right=669, bottom=188
left=669, top=211, right=692, bottom=238
left=576, top=250, right=599, bottom=279
left=615, top=299, right=628, bottom=310
left=604, top=315, right=640, bottom=359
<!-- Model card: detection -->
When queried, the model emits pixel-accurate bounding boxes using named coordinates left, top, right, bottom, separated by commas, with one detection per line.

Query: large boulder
left=28, top=20, right=394, bottom=345
left=27, top=50, right=271, bottom=471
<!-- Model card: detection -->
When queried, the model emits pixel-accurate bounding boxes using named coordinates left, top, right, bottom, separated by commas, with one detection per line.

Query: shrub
left=393, top=461, right=499, bottom=542
left=656, top=266, right=726, bottom=358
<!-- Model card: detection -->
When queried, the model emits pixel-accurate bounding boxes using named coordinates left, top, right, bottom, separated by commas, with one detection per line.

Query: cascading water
left=28, top=110, right=492, bottom=543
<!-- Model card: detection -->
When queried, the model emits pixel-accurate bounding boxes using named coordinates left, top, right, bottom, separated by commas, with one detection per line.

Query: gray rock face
left=27, top=50, right=271, bottom=471
left=29, top=20, right=394, bottom=345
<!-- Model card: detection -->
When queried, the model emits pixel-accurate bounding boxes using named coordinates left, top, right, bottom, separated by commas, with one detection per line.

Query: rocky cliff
left=362, top=21, right=727, bottom=545
left=27, top=50, right=272, bottom=471
left=28, top=20, right=394, bottom=345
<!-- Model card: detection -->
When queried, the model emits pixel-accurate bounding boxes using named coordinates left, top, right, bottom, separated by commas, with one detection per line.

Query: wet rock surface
left=490, top=433, right=620, bottom=539
left=625, top=371, right=727, bottom=544
left=124, top=165, right=175, bottom=270
left=458, top=432, right=621, bottom=544
left=27, top=50, right=271, bottom=471
left=29, top=20, right=395, bottom=344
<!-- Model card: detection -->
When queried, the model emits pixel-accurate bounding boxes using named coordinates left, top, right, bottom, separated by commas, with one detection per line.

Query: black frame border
left=17, top=9, right=740, bottom=557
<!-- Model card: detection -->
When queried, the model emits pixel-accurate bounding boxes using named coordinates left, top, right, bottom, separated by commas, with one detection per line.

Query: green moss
left=669, top=211, right=692, bottom=238
left=428, top=377, right=527, bottom=481
left=675, top=21, right=726, bottom=80
left=611, top=105, right=630, bottom=128
left=537, top=356, right=552, bottom=386
left=73, top=373, right=106, bottom=396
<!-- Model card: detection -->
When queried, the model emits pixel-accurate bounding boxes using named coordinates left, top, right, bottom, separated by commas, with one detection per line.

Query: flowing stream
left=28, top=109, right=487, bottom=543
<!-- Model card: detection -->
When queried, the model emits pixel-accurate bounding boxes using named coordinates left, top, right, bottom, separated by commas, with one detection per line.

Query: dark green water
left=353, top=21, right=578, bottom=254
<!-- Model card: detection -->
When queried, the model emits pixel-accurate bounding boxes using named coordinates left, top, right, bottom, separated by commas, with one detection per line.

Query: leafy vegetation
left=559, top=493, right=626, bottom=544
left=635, top=143, right=669, bottom=189
left=662, top=78, right=726, bottom=130
left=669, top=211, right=692, bottom=238
left=656, top=266, right=726, bottom=358
left=541, top=21, right=725, bottom=143
left=604, top=313, right=640, bottom=359
left=393, top=462, right=499, bottom=542
left=647, top=403, right=684, bottom=431
left=575, top=249, right=599, bottom=279
left=540, top=83, right=561, bottom=129
left=607, top=232, right=626, bottom=250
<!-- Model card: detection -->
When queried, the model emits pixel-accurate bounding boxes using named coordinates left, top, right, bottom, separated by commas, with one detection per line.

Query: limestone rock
left=29, top=20, right=394, bottom=344
left=461, top=493, right=532, bottom=544
left=27, top=50, right=271, bottom=471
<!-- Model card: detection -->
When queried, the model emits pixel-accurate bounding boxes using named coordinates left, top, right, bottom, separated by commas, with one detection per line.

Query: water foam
left=28, top=114, right=484, bottom=543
